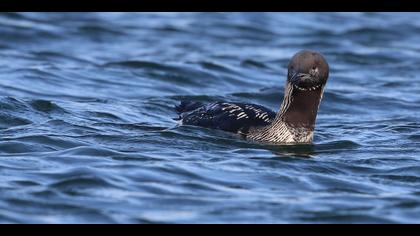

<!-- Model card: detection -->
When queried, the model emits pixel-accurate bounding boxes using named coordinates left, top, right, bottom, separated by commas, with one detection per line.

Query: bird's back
left=175, top=101, right=276, bottom=134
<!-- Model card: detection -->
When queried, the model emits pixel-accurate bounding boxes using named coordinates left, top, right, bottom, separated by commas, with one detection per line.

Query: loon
left=175, top=50, right=330, bottom=144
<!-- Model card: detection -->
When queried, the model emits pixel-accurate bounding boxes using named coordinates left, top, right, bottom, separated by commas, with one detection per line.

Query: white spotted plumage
left=175, top=50, right=329, bottom=144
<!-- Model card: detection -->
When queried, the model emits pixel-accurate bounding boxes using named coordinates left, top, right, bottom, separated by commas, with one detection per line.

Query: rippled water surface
left=1, top=13, right=420, bottom=223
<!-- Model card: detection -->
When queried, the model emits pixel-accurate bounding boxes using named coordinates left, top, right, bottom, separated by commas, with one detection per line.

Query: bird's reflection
left=264, top=144, right=317, bottom=159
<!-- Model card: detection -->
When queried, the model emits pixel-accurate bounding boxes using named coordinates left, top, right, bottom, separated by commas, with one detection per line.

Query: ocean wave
left=1, top=12, right=420, bottom=223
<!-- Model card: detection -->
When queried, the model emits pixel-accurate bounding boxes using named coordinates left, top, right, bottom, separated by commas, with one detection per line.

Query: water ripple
left=1, top=12, right=420, bottom=223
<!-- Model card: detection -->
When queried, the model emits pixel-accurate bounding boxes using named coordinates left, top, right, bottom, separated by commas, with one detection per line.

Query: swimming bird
left=175, top=50, right=330, bottom=144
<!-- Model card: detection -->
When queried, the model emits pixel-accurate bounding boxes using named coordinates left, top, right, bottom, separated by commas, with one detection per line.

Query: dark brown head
left=287, top=50, right=329, bottom=91
left=278, top=50, right=330, bottom=130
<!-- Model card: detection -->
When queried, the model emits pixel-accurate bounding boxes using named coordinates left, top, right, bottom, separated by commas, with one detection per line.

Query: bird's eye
left=312, top=67, right=317, bottom=70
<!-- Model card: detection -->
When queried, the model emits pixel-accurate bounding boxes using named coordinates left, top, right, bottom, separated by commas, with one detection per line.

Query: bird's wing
left=178, top=101, right=276, bottom=133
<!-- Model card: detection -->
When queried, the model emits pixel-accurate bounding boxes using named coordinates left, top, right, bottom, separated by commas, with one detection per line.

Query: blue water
left=0, top=12, right=420, bottom=223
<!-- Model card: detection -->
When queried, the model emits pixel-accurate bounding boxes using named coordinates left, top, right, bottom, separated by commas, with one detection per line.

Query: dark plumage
left=175, top=101, right=276, bottom=134
left=174, top=50, right=330, bottom=144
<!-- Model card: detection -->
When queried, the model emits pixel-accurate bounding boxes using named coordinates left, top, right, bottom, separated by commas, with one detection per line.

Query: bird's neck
left=273, top=83, right=325, bottom=131
left=246, top=82, right=325, bottom=144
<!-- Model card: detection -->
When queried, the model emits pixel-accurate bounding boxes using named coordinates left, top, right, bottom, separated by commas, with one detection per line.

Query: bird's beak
left=290, top=72, right=311, bottom=84
left=290, top=71, right=299, bottom=83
